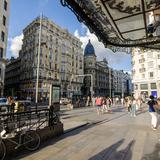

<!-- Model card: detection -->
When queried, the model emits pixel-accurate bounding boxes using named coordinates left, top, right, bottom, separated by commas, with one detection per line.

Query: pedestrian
left=77, top=96, right=80, bottom=108
left=131, top=97, right=137, bottom=117
left=121, top=97, right=124, bottom=106
left=126, top=97, right=132, bottom=114
left=86, top=96, right=90, bottom=107
left=148, top=95, right=157, bottom=130
left=67, top=99, right=73, bottom=110
left=7, top=96, right=15, bottom=113
left=153, top=97, right=160, bottom=128
left=102, top=97, right=108, bottom=113
left=95, top=96, right=102, bottom=115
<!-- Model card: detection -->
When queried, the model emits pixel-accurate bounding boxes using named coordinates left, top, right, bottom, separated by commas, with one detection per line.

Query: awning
left=60, top=0, right=160, bottom=50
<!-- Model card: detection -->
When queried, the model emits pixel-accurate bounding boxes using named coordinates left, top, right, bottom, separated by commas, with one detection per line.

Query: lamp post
left=35, top=13, right=42, bottom=107
left=121, top=77, right=124, bottom=99
left=109, top=67, right=112, bottom=97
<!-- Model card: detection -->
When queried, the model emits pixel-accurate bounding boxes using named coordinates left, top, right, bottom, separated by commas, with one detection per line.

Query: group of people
left=124, top=95, right=160, bottom=130
left=95, top=96, right=112, bottom=115
left=125, top=96, right=143, bottom=117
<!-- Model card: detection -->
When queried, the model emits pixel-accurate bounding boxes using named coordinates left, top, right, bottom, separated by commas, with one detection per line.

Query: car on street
left=0, top=98, right=7, bottom=105
left=0, top=98, right=8, bottom=112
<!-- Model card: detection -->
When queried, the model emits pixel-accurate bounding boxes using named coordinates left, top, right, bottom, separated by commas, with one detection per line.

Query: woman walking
left=131, top=97, right=137, bottom=117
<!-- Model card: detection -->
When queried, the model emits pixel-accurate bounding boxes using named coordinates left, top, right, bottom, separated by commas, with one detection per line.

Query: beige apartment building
left=132, top=48, right=160, bottom=99
left=0, top=0, right=9, bottom=96
left=19, top=16, right=83, bottom=100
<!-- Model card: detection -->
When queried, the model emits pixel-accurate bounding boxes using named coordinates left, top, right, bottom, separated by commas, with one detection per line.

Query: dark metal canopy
left=60, top=0, right=160, bottom=50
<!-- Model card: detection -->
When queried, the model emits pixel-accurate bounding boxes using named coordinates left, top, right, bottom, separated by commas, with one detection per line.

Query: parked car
left=15, top=100, right=32, bottom=112
left=0, top=98, right=8, bottom=112
left=60, top=98, right=69, bottom=105
left=0, top=98, right=7, bottom=105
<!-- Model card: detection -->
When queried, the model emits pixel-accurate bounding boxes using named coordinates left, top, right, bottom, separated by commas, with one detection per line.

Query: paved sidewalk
left=13, top=105, right=160, bottom=160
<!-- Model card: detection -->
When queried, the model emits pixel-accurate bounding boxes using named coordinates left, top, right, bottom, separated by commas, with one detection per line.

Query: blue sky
left=8, top=0, right=131, bottom=71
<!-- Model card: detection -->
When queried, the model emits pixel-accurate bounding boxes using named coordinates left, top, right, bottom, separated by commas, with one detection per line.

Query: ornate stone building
left=113, top=70, right=132, bottom=97
left=83, top=40, right=113, bottom=97
left=19, top=16, right=83, bottom=100
left=83, top=40, right=132, bottom=97
left=4, top=57, right=21, bottom=97
left=0, top=0, right=9, bottom=96
left=132, top=48, right=160, bottom=98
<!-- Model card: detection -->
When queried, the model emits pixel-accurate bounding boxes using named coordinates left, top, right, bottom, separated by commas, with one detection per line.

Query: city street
left=12, top=105, right=160, bottom=160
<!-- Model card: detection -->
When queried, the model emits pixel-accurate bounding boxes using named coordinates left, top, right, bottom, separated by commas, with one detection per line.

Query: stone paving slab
left=12, top=105, right=160, bottom=160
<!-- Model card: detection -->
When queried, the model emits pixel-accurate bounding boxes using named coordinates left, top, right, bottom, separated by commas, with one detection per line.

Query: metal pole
left=121, top=77, right=124, bottom=98
left=35, top=13, right=42, bottom=107
left=109, top=68, right=111, bottom=97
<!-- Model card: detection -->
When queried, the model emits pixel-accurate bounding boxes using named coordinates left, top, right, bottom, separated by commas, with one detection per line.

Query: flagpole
left=35, top=13, right=42, bottom=106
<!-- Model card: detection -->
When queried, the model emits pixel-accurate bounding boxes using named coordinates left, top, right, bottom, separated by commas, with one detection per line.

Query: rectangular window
left=55, top=64, right=57, bottom=70
left=0, top=48, right=3, bottom=58
left=4, top=1, right=7, bottom=10
left=148, top=61, right=153, bottom=68
left=149, top=72, right=154, bottom=78
left=1, top=31, right=5, bottom=42
left=151, top=83, right=157, bottom=89
left=140, top=84, right=148, bottom=90
left=158, top=54, right=160, bottom=59
left=3, top=16, right=6, bottom=26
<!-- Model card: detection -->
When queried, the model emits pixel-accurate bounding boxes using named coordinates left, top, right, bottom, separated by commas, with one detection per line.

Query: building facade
left=0, top=0, right=9, bottom=96
left=113, top=70, right=132, bottom=97
left=19, top=16, right=83, bottom=101
left=83, top=40, right=113, bottom=97
left=132, top=48, right=160, bottom=98
left=84, top=40, right=132, bottom=97
left=4, top=57, right=21, bottom=97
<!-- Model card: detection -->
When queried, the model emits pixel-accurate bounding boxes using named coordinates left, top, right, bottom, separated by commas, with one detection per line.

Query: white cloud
left=74, top=25, right=131, bottom=71
left=9, top=34, right=23, bottom=58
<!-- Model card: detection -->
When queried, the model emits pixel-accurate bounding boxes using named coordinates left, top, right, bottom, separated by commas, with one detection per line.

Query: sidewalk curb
left=64, top=122, right=89, bottom=134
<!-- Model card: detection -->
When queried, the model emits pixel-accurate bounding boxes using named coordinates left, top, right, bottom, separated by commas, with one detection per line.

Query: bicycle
left=0, top=123, right=40, bottom=160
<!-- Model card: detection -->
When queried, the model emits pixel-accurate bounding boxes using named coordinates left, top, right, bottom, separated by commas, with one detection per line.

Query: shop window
left=151, top=83, right=157, bottom=89
left=140, top=84, right=148, bottom=90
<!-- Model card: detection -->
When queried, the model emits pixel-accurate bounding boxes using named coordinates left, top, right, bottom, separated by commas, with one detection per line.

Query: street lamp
left=109, top=68, right=111, bottom=97
left=121, top=77, right=124, bottom=99
left=35, top=13, right=42, bottom=106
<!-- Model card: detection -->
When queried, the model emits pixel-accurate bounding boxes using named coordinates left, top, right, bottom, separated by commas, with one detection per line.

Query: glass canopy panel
left=60, top=0, right=160, bottom=49
left=116, top=14, right=145, bottom=33
left=106, top=0, right=142, bottom=20
left=122, top=29, right=146, bottom=40
left=145, top=0, right=160, bottom=10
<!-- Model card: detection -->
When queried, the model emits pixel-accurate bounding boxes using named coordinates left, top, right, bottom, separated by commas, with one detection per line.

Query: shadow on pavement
left=141, top=143, right=160, bottom=160
left=10, top=111, right=128, bottom=159
left=89, top=139, right=135, bottom=160
left=111, top=107, right=125, bottom=113
left=136, top=109, right=148, bottom=116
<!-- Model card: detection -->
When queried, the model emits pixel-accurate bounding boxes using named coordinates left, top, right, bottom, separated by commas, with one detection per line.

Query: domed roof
left=84, top=40, right=95, bottom=56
